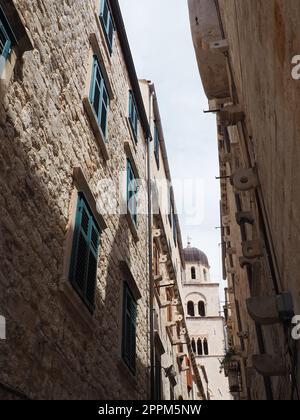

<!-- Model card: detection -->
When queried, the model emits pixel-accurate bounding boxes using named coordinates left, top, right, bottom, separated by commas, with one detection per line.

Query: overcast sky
left=120, top=0, right=225, bottom=293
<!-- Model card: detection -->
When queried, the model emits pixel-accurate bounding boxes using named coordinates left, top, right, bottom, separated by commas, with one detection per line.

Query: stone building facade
left=140, top=80, right=207, bottom=400
left=0, top=0, right=206, bottom=400
left=0, top=0, right=152, bottom=400
left=182, top=245, right=231, bottom=400
left=188, top=0, right=300, bottom=400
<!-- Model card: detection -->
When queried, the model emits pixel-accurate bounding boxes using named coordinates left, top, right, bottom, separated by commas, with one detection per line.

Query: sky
left=120, top=0, right=226, bottom=294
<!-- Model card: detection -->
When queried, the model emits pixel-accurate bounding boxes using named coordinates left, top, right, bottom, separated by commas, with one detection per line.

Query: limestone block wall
left=0, top=0, right=150, bottom=400
left=217, top=0, right=300, bottom=400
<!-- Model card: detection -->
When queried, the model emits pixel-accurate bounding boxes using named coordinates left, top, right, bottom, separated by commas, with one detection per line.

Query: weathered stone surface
left=0, top=0, right=149, bottom=400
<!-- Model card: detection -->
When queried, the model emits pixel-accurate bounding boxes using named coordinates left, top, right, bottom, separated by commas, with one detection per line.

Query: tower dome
left=183, top=246, right=210, bottom=268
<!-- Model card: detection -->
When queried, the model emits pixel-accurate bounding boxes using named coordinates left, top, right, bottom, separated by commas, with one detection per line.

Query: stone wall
left=0, top=0, right=149, bottom=400
left=188, top=0, right=300, bottom=400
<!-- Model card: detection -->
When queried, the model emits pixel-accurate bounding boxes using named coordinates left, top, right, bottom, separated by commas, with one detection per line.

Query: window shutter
left=154, top=125, right=160, bottom=168
left=70, top=194, right=101, bottom=312
left=128, top=91, right=138, bottom=141
left=100, top=0, right=113, bottom=53
left=0, top=19, right=11, bottom=59
left=89, top=56, right=109, bottom=139
left=126, top=159, right=137, bottom=225
left=122, top=284, right=137, bottom=373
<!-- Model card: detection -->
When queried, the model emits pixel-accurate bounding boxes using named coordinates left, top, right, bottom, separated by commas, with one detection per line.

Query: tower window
left=187, top=301, right=195, bottom=317
left=198, top=301, right=206, bottom=317
left=203, top=269, right=207, bottom=281
left=191, top=338, right=196, bottom=354
left=197, top=338, right=203, bottom=356
left=203, top=338, right=209, bottom=355
left=191, top=266, right=196, bottom=280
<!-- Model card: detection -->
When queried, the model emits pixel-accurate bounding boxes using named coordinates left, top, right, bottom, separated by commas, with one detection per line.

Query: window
left=198, top=301, right=206, bottom=317
left=191, top=266, right=196, bottom=280
left=187, top=301, right=195, bottom=317
left=122, top=283, right=137, bottom=373
left=186, top=357, right=193, bottom=391
left=203, top=338, right=209, bottom=355
left=128, top=90, right=138, bottom=141
left=154, top=353, right=162, bottom=400
left=153, top=243, right=160, bottom=276
left=89, top=56, right=109, bottom=139
left=126, top=159, right=138, bottom=226
left=197, top=338, right=203, bottom=356
left=0, top=10, right=12, bottom=60
left=172, top=210, right=177, bottom=247
left=203, top=269, right=207, bottom=282
left=69, top=193, right=101, bottom=312
left=99, top=0, right=114, bottom=53
left=191, top=338, right=196, bottom=354
left=168, top=194, right=172, bottom=226
left=154, top=124, right=160, bottom=168
left=166, top=288, right=173, bottom=322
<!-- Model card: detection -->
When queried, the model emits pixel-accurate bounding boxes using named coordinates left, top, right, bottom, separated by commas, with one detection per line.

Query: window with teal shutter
left=127, top=159, right=138, bottom=226
left=154, top=124, right=160, bottom=169
left=0, top=10, right=12, bottom=60
left=69, top=193, right=101, bottom=313
left=122, top=283, right=137, bottom=373
left=128, top=91, right=138, bottom=141
left=89, top=56, right=110, bottom=139
left=173, top=210, right=177, bottom=247
left=99, top=0, right=114, bottom=54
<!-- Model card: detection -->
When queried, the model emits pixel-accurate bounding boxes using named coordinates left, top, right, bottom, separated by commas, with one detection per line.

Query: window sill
left=126, top=212, right=139, bottom=243
left=59, top=279, right=96, bottom=336
left=83, top=96, right=109, bottom=161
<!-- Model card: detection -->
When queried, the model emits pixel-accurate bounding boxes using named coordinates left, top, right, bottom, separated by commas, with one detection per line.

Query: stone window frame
left=60, top=167, right=107, bottom=331
left=83, top=32, right=115, bottom=161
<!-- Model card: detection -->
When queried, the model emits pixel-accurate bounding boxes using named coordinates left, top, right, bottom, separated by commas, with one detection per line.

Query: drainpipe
left=147, top=85, right=155, bottom=400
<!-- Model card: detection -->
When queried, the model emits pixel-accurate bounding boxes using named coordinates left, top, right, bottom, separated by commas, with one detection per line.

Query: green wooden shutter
left=100, top=0, right=114, bottom=53
left=126, top=159, right=138, bottom=226
left=70, top=193, right=101, bottom=312
left=128, top=91, right=138, bottom=141
left=154, top=124, right=160, bottom=168
left=122, top=284, right=137, bottom=373
left=89, top=56, right=109, bottom=139
left=172, top=209, right=177, bottom=246
left=0, top=18, right=11, bottom=59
